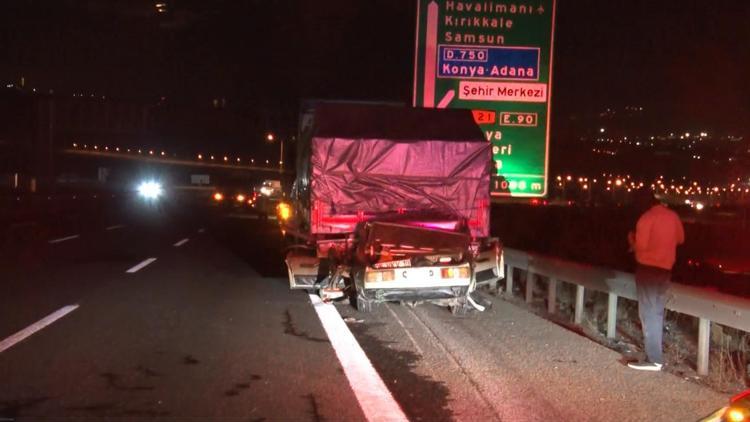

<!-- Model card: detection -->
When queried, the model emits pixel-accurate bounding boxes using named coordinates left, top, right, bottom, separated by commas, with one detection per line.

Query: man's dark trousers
left=635, top=264, right=671, bottom=364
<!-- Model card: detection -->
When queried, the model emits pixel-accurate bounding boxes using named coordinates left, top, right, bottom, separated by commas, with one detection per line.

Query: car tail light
left=213, top=192, right=223, bottom=201
left=236, top=194, right=246, bottom=202
left=366, top=270, right=395, bottom=283
left=441, top=267, right=470, bottom=279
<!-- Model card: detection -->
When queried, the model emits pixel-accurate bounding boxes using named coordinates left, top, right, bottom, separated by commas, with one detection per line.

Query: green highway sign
left=413, top=0, right=556, bottom=197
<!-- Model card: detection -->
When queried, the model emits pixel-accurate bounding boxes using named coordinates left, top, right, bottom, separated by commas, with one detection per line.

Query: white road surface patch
left=48, top=234, right=80, bottom=244
left=126, top=257, right=157, bottom=273
left=0, top=305, right=79, bottom=354
left=105, top=224, right=125, bottom=231
left=173, top=238, right=190, bottom=247
left=308, top=294, right=408, bottom=422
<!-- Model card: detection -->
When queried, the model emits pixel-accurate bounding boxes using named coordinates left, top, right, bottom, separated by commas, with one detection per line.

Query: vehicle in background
left=254, top=179, right=283, bottom=217
left=280, top=103, right=503, bottom=314
left=210, top=186, right=256, bottom=211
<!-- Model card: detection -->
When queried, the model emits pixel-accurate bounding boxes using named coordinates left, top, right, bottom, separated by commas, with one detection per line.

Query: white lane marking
left=197, top=228, right=205, bottom=233
left=385, top=304, right=424, bottom=356
left=268, top=215, right=278, bottom=221
left=126, top=257, right=157, bottom=273
left=308, top=294, right=408, bottom=422
left=0, top=305, right=79, bottom=354
left=105, top=224, right=125, bottom=231
left=48, top=234, right=80, bottom=244
left=173, top=238, right=189, bottom=247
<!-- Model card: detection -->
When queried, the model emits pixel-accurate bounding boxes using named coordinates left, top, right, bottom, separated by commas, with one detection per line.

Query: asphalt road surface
left=0, top=197, right=730, bottom=421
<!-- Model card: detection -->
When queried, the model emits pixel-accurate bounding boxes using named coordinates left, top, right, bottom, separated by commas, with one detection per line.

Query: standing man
left=627, top=190, right=685, bottom=371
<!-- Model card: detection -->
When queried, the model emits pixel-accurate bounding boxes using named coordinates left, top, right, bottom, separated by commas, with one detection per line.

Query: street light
left=266, top=132, right=284, bottom=171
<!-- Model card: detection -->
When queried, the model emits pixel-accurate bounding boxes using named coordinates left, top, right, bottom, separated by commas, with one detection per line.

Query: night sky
left=2, top=0, right=749, bottom=132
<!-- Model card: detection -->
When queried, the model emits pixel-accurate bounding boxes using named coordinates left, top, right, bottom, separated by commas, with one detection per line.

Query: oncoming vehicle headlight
left=137, top=181, right=163, bottom=199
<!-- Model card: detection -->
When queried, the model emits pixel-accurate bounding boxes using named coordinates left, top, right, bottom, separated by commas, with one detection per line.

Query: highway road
left=0, top=197, right=730, bottom=421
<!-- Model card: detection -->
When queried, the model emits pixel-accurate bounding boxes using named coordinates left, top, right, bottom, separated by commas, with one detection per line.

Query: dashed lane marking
left=105, top=224, right=125, bottom=231
left=48, top=234, right=80, bottom=244
left=173, top=238, right=190, bottom=247
left=198, top=228, right=205, bottom=233
left=126, top=257, right=157, bottom=273
left=308, top=294, right=408, bottom=422
left=0, top=305, right=79, bottom=354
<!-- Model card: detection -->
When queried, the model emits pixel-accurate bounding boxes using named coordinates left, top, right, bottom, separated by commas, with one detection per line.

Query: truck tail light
left=277, top=202, right=292, bottom=221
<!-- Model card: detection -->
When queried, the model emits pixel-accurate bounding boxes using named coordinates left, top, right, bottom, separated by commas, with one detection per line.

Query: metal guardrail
left=502, top=247, right=750, bottom=376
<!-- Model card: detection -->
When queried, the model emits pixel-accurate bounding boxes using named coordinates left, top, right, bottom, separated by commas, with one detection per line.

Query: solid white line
left=48, top=234, right=80, bottom=244
left=0, top=305, right=79, bottom=354
left=126, top=257, right=157, bottom=273
left=173, top=238, right=189, bottom=247
left=308, top=294, right=407, bottom=422
left=105, top=224, right=125, bottom=231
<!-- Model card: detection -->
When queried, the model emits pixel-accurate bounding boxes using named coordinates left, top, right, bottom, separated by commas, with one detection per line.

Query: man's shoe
left=627, top=361, right=663, bottom=371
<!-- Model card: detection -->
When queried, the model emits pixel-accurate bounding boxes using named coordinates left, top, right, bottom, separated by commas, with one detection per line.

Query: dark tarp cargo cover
left=299, top=103, right=490, bottom=238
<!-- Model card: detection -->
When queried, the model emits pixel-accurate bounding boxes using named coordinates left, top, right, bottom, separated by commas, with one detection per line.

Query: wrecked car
left=280, top=102, right=503, bottom=314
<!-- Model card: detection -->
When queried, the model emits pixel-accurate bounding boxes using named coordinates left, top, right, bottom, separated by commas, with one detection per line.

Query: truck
left=280, top=103, right=503, bottom=314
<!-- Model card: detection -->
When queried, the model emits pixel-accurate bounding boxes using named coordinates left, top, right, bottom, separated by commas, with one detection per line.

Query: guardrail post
left=574, top=285, right=585, bottom=324
left=607, top=293, right=618, bottom=339
left=525, top=272, right=534, bottom=303
left=697, top=318, right=711, bottom=376
left=547, top=278, right=557, bottom=314
left=506, top=265, right=514, bottom=298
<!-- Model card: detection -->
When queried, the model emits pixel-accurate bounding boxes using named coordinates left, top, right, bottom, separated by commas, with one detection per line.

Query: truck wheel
left=356, top=294, right=373, bottom=313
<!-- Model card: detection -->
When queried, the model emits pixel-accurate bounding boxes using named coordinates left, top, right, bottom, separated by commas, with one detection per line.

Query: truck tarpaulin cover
left=308, top=104, right=490, bottom=238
